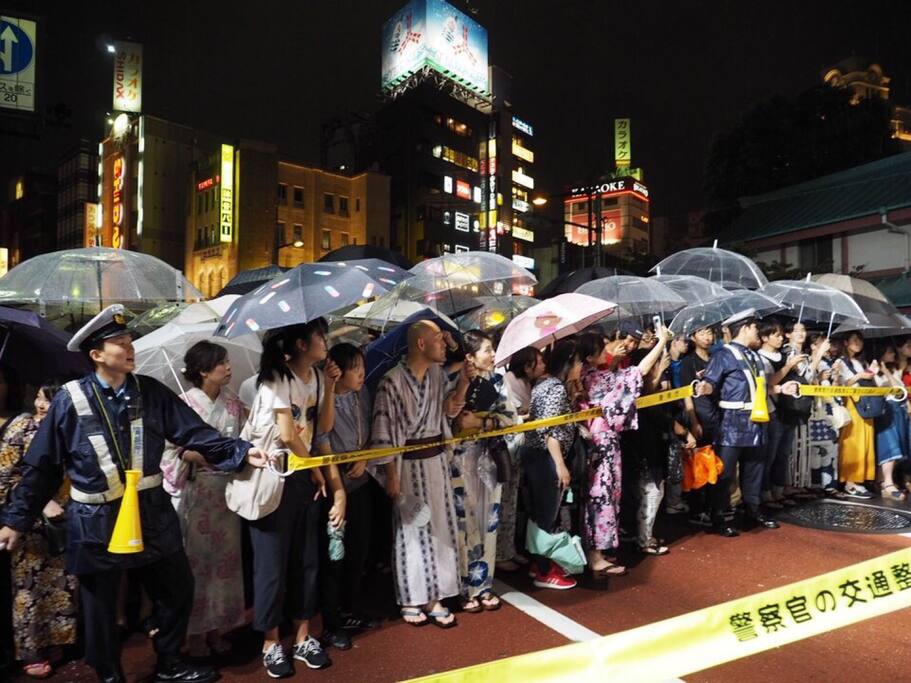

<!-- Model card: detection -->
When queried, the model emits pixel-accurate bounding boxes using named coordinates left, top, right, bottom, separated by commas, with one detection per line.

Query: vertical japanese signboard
left=614, top=118, right=631, bottom=167
left=112, top=41, right=142, bottom=112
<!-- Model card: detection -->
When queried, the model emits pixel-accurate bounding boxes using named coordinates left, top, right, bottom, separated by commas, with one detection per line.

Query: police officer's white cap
left=722, top=308, right=758, bottom=328
left=67, top=304, right=134, bottom=352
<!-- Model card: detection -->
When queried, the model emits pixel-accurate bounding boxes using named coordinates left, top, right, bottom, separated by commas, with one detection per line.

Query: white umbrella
left=173, top=295, right=240, bottom=325
left=133, top=320, right=261, bottom=396
left=343, top=299, right=458, bottom=330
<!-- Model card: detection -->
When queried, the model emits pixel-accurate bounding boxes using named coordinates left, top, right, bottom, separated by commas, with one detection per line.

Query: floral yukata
left=580, top=365, right=643, bottom=551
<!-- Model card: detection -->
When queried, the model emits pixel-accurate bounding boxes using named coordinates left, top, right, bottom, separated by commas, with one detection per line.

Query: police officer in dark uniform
left=695, top=310, right=799, bottom=536
left=0, top=305, right=270, bottom=683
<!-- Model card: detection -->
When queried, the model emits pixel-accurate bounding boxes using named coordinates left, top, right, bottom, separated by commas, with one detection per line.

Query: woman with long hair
left=872, top=341, right=909, bottom=500
left=161, top=341, right=246, bottom=657
left=246, top=319, right=342, bottom=679
left=0, top=380, right=78, bottom=679
left=835, top=332, right=877, bottom=499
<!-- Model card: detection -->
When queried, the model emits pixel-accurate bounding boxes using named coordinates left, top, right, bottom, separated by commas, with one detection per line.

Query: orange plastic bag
left=682, top=445, right=725, bottom=492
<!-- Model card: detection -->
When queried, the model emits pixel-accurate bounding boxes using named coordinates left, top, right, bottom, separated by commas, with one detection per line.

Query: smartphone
left=652, top=315, right=663, bottom=332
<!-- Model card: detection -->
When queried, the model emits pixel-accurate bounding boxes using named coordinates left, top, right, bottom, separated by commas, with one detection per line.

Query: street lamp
left=532, top=196, right=548, bottom=206
left=273, top=239, right=304, bottom=265
left=106, top=43, right=116, bottom=54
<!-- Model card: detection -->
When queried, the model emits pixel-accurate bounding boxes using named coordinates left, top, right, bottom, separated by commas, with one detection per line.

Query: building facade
left=56, top=139, right=98, bottom=250
left=562, top=176, right=651, bottom=257
left=0, top=172, right=56, bottom=272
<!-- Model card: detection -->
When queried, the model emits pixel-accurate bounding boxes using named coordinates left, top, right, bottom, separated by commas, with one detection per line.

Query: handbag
left=225, top=379, right=287, bottom=521
left=682, top=445, right=724, bottom=492
left=778, top=369, right=813, bottom=423
left=854, top=377, right=886, bottom=419
left=829, top=399, right=852, bottom=430
left=40, top=513, right=67, bottom=556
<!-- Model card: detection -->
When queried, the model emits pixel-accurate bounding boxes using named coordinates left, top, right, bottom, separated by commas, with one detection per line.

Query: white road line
left=492, top=578, right=686, bottom=683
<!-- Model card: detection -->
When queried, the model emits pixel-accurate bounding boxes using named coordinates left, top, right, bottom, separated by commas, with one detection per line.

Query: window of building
left=323, top=193, right=334, bottom=213
left=338, top=196, right=349, bottom=216
left=355, top=197, right=361, bottom=212
left=196, top=227, right=203, bottom=248
left=277, top=183, right=288, bottom=204
left=798, top=237, right=833, bottom=271
left=321, top=229, right=331, bottom=251
left=293, top=224, right=303, bottom=242
left=196, top=194, right=203, bottom=214
left=276, top=221, right=286, bottom=246
left=433, top=113, right=473, bottom=137
left=293, top=186, right=304, bottom=207
left=340, top=232, right=349, bottom=246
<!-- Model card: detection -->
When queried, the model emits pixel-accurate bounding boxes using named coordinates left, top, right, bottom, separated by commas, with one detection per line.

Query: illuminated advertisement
left=614, top=118, right=631, bottom=166
left=382, top=0, right=489, bottom=95
left=219, top=144, right=234, bottom=243
left=564, top=208, right=623, bottom=246
left=454, top=211, right=470, bottom=232
left=455, top=179, right=471, bottom=199
left=111, top=156, right=125, bottom=248
left=511, top=116, right=533, bottom=136
left=112, top=41, right=142, bottom=112
left=84, top=202, right=100, bottom=247
left=570, top=177, right=649, bottom=199
left=512, top=225, right=534, bottom=242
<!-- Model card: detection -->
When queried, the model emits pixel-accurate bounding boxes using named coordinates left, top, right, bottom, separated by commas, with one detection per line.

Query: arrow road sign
left=0, top=15, right=37, bottom=113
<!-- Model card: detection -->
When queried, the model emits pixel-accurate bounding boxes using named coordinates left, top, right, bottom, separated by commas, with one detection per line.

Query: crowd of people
left=0, top=303, right=909, bottom=681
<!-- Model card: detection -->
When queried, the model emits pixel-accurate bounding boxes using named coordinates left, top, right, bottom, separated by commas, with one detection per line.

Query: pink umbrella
left=494, top=293, right=617, bottom=367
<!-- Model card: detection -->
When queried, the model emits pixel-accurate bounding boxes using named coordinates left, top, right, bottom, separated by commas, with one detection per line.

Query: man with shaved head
left=371, top=319, right=472, bottom=628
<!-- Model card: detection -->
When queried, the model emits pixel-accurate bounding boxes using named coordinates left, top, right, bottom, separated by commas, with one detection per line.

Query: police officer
left=0, top=305, right=270, bottom=683
left=695, top=310, right=799, bottom=536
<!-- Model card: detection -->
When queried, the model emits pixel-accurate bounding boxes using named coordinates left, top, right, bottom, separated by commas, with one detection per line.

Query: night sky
left=3, top=0, right=910, bottom=220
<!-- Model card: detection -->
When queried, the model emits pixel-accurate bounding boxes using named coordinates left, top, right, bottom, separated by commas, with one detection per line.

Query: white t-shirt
left=239, top=375, right=258, bottom=411
left=250, top=368, right=324, bottom=450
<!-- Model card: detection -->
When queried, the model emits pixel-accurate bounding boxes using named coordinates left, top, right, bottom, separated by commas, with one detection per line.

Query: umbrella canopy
left=455, top=296, right=540, bottom=332
left=0, top=306, right=91, bottom=383
left=319, top=244, right=413, bottom=270
left=321, top=258, right=412, bottom=288
left=0, top=247, right=202, bottom=307
left=364, top=309, right=461, bottom=393
left=494, top=293, right=617, bottom=367
left=214, top=263, right=391, bottom=339
left=652, top=247, right=769, bottom=290
left=173, top=295, right=240, bottom=325
left=669, top=290, right=783, bottom=336
left=833, top=312, right=911, bottom=338
left=127, top=302, right=189, bottom=336
left=762, top=279, right=868, bottom=334
left=217, top=265, right=289, bottom=297
left=576, top=275, right=686, bottom=317
left=343, top=299, right=458, bottom=330
left=651, top=274, right=729, bottom=302
left=536, top=267, right=631, bottom=299
left=133, top=321, right=261, bottom=396
left=811, top=273, right=900, bottom=319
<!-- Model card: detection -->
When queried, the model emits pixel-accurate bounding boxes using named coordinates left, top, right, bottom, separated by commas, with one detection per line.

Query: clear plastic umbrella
left=670, top=290, right=783, bottom=336
left=762, top=279, right=868, bottom=336
left=651, top=274, right=729, bottom=302
left=0, top=247, right=202, bottom=309
left=132, top=321, right=262, bottom=396
left=342, top=298, right=458, bottom=330
left=652, top=245, right=769, bottom=290
left=455, top=296, right=540, bottom=332
left=576, top=275, right=686, bottom=317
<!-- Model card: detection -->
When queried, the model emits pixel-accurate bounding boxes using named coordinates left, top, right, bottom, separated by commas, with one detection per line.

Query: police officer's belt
left=719, top=400, right=754, bottom=410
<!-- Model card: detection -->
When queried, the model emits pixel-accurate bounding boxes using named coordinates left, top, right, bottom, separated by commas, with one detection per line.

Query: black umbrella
left=536, top=267, right=632, bottom=299
left=214, top=263, right=393, bottom=339
left=217, top=265, right=290, bottom=297
left=0, top=306, right=91, bottom=383
left=319, top=244, right=412, bottom=270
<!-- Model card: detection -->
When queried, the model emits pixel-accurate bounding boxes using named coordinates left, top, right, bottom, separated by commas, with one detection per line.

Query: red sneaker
left=533, top=564, right=577, bottom=590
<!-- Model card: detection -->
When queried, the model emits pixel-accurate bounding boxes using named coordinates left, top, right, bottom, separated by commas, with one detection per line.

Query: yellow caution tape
left=405, top=547, right=911, bottom=683
left=797, top=384, right=906, bottom=399
left=284, top=384, right=694, bottom=472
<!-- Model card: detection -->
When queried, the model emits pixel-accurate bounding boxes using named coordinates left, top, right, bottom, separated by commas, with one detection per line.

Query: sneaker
left=533, top=564, right=577, bottom=590
left=665, top=501, right=689, bottom=515
left=723, top=507, right=736, bottom=521
left=293, top=636, right=331, bottom=670
left=263, top=643, right=293, bottom=679
left=320, top=629, right=352, bottom=651
left=339, top=613, right=380, bottom=631
left=844, top=484, right=874, bottom=499
left=689, top=512, right=712, bottom=527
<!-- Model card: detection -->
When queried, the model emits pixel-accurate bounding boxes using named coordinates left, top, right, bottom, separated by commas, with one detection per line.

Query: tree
left=704, top=85, right=900, bottom=211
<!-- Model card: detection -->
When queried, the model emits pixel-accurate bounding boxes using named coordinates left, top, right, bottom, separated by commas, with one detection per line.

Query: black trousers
left=707, top=445, right=765, bottom=514
left=79, top=550, right=193, bottom=672
left=248, top=472, right=320, bottom=632
left=521, top=446, right=562, bottom=575
left=319, top=482, right=373, bottom=631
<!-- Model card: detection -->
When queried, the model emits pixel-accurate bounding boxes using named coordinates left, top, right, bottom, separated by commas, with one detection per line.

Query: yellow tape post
left=286, top=384, right=694, bottom=472
left=405, top=548, right=911, bottom=683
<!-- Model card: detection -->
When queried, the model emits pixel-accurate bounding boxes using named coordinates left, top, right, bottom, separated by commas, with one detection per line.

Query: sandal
left=639, top=539, right=669, bottom=556
left=461, top=598, right=482, bottom=614
left=425, top=607, right=457, bottom=629
left=881, top=484, right=906, bottom=500
left=400, top=606, right=429, bottom=627
left=23, top=661, right=52, bottom=679
left=478, top=590, right=501, bottom=611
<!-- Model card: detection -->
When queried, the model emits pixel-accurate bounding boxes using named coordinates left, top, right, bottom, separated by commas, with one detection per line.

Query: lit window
left=293, top=186, right=304, bottom=207
left=339, top=196, right=349, bottom=216
left=321, top=229, right=331, bottom=250
left=323, top=193, right=334, bottom=213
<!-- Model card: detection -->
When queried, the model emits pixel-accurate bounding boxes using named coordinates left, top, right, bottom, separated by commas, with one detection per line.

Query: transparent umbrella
left=0, top=247, right=202, bottom=309
left=455, top=295, right=540, bottom=332
left=670, top=290, right=783, bottom=336
left=576, top=275, right=686, bottom=317
left=651, top=274, right=729, bottom=302
left=762, top=279, right=868, bottom=336
left=652, top=245, right=769, bottom=290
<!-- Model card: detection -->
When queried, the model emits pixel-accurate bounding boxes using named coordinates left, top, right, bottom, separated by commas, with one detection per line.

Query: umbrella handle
left=826, top=311, right=834, bottom=338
